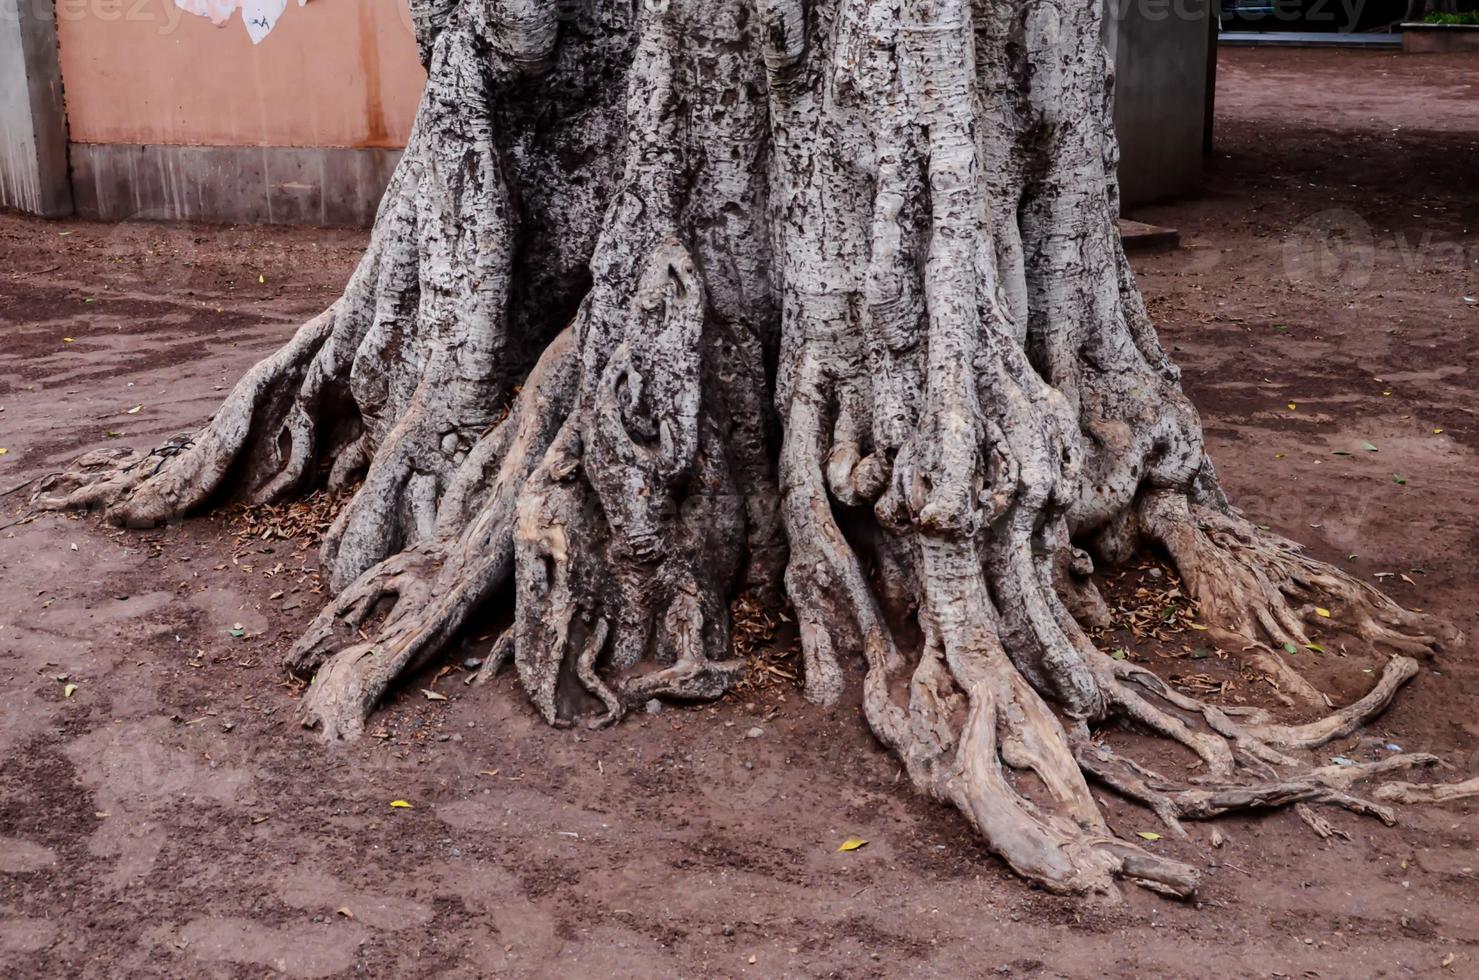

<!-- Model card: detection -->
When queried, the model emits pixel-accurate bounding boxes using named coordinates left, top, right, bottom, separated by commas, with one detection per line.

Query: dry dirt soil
left=2, top=48, right=1477, bottom=979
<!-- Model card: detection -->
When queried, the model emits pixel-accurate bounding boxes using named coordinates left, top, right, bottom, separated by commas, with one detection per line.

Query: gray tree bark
left=36, top=0, right=1467, bottom=897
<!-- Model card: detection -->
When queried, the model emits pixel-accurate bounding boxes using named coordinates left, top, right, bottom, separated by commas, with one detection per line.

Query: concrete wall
left=55, top=2, right=422, bottom=148
left=1105, top=0, right=1213, bottom=208
left=1, top=0, right=73, bottom=216
left=51, top=0, right=423, bottom=224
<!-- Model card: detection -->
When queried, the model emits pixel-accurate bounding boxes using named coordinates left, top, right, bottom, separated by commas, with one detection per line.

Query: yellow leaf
left=836, top=837, right=868, bottom=852
left=0, top=448, right=7, bottom=456
left=1287, top=402, right=1297, bottom=411
left=126, top=405, right=142, bottom=415
left=1442, top=952, right=1455, bottom=968
left=259, top=274, right=266, bottom=284
left=1189, top=623, right=1208, bottom=631
left=390, top=799, right=414, bottom=809
left=1273, top=453, right=1285, bottom=460
left=63, top=337, right=74, bottom=343
left=64, top=683, right=77, bottom=699
left=1136, top=831, right=1162, bottom=842
left=1315, top=607, right=1331, bottom=618
left=1434, top=428, right=1444, bottom=435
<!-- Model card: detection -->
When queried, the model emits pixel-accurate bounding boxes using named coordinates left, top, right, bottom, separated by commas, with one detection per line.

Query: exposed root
left=511, top=242, right=750, bottom=727
left=289, top=331, right=577, bottom=739
left=830, top=537, right=1195, bottom=897
left=1060, top=651, right=1457, bottom=846
left=1373, top=777, right=1479, bottom=805
left=1294, top=803, right=1351, bottom=841
left=34, top=305, right=340, bottom=526
left=1140, top=491, right=1457, bottom=705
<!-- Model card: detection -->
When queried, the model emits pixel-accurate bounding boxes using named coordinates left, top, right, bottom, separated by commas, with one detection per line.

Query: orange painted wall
left=55, top=0, right=425, bottom=149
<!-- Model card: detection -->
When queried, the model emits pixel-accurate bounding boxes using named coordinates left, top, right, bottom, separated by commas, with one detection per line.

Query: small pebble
left=746, top=727, right=763, bottom=739
left=463, top=657, right=484, bottom=670
left=1147, top=567, right=1163, bottom=579
left=645, top=699, right=664, bottom=715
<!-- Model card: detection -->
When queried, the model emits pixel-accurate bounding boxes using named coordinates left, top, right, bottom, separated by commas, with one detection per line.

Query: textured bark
left=36, top=0, right=1466, bottom=897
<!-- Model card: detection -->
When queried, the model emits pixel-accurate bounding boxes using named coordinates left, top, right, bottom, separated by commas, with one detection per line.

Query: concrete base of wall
left=1401, top=24, right=1479, bottom=53
left=69, top=143, right=402, bottom=227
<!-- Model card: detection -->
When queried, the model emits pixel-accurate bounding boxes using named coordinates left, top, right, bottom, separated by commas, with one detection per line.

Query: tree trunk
left=36, top=0, right=1466, bottom=898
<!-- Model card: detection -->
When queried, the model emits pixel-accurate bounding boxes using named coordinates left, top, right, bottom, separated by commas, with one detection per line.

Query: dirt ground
left=2, top=47, right=1477, bottom=979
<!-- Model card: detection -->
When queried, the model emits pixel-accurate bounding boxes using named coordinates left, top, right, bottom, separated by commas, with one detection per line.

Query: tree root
left=1140, top=491, right=1458, bottom=705
left=1373, top=777, right=1479, bottom=805
left=33, top=305, right=340, bottom=527
left=289, top=330, right=577, bottom=739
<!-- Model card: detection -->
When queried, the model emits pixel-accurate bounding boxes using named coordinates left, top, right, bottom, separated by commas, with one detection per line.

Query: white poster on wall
left=174, top=0, right=309, bottom=45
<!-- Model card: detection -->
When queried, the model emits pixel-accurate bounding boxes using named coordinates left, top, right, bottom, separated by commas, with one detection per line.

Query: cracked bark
left=36, top=0, right=1467, bottom=897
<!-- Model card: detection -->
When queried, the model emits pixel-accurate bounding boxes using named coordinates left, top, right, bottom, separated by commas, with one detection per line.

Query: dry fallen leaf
left=422, top=689, right=448, bottom=702
left=1136, top=831, right=1162, bottom=842
left=126, top=405, right=143, bottom=415
left=836, top=837, right=868, bottom=852
left=336, top=907, right=354, bottom=920
left=63, top=683, right=77, bottom=699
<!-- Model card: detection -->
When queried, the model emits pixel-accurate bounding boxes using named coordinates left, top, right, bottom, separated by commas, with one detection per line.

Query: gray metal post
left=1, top=0, right=72, bottom=217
